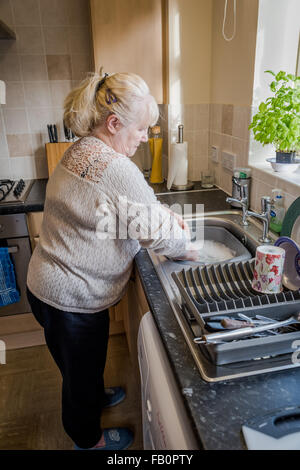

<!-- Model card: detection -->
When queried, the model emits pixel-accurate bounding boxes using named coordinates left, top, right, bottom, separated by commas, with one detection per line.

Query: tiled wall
left=209, top=103, right=251, bottom=196
left=0, top=0, right=92, bottom=179
left=208, top=103, right=299, bottom=213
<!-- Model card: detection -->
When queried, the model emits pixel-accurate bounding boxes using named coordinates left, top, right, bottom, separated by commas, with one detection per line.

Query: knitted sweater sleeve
left=102, top=156, right=190, bottom=258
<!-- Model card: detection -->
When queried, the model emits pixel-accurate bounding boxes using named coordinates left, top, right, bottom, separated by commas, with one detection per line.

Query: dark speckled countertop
left=3, top=177, right=300, bottom=449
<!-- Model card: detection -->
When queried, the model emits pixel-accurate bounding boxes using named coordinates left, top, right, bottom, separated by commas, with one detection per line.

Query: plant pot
left=276, top=151, right=296, bottom=163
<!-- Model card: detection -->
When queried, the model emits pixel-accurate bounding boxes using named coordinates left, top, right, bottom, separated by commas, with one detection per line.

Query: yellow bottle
left=149, top=126, right=163, bottom=183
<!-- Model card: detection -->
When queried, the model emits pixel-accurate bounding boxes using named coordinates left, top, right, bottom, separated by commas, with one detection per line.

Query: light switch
left=221, top=151, right=236, bottom=171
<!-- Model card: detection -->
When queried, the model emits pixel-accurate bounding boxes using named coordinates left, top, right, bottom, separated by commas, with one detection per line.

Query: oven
left=0, top=179, right=35, bottom=317
left=0, top=214, right=32, bottom=317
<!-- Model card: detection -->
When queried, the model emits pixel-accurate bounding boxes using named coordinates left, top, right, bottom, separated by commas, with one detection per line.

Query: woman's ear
left=106, top=114, right=122, bottom=135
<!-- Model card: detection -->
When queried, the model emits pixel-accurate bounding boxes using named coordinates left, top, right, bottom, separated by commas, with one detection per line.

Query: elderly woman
left=26, top=71, right=196, bottom=450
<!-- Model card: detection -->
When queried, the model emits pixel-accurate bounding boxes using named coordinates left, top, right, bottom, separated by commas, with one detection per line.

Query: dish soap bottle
left=149, top=126, right=163, bottom=184
left=270, top=189, right=285, bottom=233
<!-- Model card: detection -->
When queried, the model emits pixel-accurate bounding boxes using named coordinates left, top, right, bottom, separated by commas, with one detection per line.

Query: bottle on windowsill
left=270, top=189, right=285, bottom=233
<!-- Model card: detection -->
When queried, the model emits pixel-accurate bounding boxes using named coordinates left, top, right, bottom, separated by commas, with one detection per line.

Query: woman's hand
left=164, top=207, right=191, bottom=239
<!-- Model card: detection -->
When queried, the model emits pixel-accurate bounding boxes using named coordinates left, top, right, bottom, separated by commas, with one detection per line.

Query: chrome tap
left=226, top=182, right=249, bottom=226
left=247, top=196, right=272, bottom=244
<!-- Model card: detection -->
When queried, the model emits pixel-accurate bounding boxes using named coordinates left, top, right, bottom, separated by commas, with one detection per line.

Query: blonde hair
left=63, top=69, right=159, bottom=137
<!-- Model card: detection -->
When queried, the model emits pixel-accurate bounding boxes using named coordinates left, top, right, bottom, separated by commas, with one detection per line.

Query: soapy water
left=189, top=240, right=236, bottom=264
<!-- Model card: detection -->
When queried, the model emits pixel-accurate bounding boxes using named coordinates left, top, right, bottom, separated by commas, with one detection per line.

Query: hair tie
left=105, top=89, right=118, bottom=104
left=96, top=73, right=108, bottom=93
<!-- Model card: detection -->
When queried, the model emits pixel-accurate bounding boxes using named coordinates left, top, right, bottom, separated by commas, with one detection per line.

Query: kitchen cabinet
left=89, top=0, right=167, bottom=104
left=26, top=211, right=125, bottom=335
left=124, top=265, right=149, bottom=383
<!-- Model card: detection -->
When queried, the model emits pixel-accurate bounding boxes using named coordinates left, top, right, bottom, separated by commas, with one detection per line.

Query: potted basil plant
left=249, top=70, right=300, bottom=163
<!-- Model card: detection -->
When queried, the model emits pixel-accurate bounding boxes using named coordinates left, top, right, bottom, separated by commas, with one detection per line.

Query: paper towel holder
left=169, top=125, right=195, bottom=191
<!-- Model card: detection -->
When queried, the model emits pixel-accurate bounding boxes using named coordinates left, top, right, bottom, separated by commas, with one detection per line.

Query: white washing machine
left=137, top=312, right=199, bottom=450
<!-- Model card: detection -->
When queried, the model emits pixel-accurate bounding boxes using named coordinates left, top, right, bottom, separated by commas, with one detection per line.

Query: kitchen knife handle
left=53, top=124, right=58, bottom=143
left=47, top=124, right=53, bottom=143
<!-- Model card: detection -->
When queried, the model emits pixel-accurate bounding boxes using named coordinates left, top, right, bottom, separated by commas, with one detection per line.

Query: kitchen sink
left=147, top=211, right=300, bottom=382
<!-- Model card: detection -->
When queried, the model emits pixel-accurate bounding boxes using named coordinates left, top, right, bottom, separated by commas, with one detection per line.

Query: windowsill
left=248, top=161, right=300, bottom=188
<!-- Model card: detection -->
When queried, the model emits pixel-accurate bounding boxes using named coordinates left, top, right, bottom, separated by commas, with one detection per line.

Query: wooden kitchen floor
left=0, top=334, right=143, bottom=450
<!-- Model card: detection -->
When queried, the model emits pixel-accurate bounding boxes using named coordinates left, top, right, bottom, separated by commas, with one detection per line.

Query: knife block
left=45, top=142, right=73, bottom=176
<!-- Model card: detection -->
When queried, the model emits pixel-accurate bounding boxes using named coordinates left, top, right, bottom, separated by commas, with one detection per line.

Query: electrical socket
left=211, top=145, right=219, bottom=163
left=221, top=151, right=236, bottom=171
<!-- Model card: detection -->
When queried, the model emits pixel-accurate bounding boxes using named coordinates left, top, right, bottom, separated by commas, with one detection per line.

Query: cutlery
left=47, top=124, right=54, bottom=143
left=194, top=312, right=300, bottom=344
left=63, top=122, right=70, bottom=141
left=53, top=124, right=58, bottom=143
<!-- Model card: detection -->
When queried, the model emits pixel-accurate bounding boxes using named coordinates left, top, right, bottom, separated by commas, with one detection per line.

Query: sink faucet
left=247, top=196, right=272, bottom=244
left=226, top=182, right=249, bottom=226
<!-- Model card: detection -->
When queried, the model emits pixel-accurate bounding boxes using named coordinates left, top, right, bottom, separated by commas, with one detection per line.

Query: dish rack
left=171, top=259, right=300, bottom=365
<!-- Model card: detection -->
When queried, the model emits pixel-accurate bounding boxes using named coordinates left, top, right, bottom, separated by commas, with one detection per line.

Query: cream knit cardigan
left=27, top=136, right=189, bottom=313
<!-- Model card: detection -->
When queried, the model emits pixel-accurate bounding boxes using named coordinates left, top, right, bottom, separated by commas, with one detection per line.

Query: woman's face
left=116, top=122, right=149, bottom=157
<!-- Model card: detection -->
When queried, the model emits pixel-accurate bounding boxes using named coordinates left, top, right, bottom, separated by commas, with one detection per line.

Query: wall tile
left=210, top=103, right=222, bottom=133
left=20, top=54, right=48, bottom=81
left=39, top=0, right=69, bottom=26
left=7, top=133, right=33, bottom=157
left=0, top=159, right=12, bottom=178
left=0, top=54, right=22, bottom=80
left=31, top=132, right=48, bottom=158
left=24, top=81, right=51, bottom=107
left=70, top=54, right=91, bottom=80
left=232, top=137, right=247, bottom=168
left=65, top=0, right=90, bottom=26
left=3, top=82, right=25, bottom=108
left=49, top=81, right=72, bottom=108
left=222, top=104, right=233, bottom=135
left=68, top=26, right=91, bottom=55
left=232, top=106, right=248, bottom=140
left=46, top=55, right=72, bottom=80
left=11, top=0, right=40, bottom=26
left=0, top=109, right=9, bottom=157
left=10, top=155, right=37, bottom=179
left=221, top=133, right=232, bottom=152
left=43, top=27, right=70, bottom=55
left=16, top=26, right=44, bottom=54
left=3, top=108, right=29, bottom=134
left=27, top=107, right=53, bottom=133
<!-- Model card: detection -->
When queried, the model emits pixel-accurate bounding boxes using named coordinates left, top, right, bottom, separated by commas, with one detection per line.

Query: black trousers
left=26, top=287, right=110, bottom=449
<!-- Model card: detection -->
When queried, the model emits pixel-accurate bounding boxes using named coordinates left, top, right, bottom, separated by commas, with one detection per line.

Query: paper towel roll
left=167, top=142, right=188, bottom=189
left=252, top=245, right=286, bottom=294
left=0, top=80, right=6, bottom=105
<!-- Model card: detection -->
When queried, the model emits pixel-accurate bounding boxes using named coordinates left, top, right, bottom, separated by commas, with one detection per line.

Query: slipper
left=103, top=386, right=126, bottom=408
left=74, top=427, right=134, bottom=450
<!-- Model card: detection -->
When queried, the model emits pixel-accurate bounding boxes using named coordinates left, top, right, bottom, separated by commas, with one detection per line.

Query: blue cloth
left=0, top=247, right=20, bottom=307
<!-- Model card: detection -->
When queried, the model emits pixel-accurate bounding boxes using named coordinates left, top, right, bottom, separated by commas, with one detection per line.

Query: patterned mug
left=252, top=245, right=286, bottom=294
